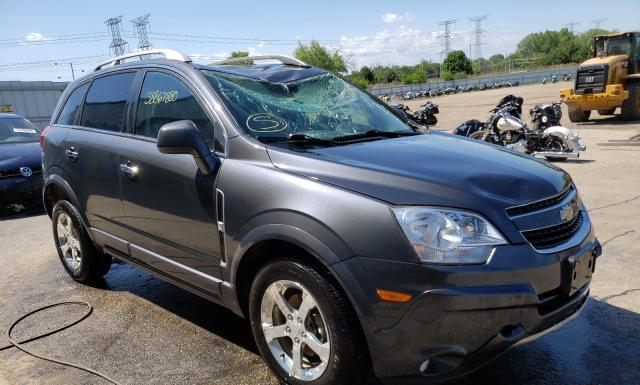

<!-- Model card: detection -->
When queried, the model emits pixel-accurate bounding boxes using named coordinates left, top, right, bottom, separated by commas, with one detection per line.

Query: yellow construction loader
left=560, top=32, right=640, bottom=122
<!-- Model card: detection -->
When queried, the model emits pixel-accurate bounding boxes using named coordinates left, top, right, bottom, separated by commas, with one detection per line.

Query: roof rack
left=213, top=55, right=309, bottom=67
left=92, top=49, right=192, bottom=72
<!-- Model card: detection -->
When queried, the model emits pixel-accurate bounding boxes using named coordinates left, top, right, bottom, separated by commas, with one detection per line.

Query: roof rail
left=93, top=49, right=192, bottom=72
left=213, top=55, right=309, bottom=67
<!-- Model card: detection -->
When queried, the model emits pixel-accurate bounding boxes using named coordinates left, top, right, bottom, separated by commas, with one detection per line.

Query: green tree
left=442, top=50, right=472, bottom=75
left=229, top=51, right=249, bottom=58
left=227, top=51, right=251, bottom=65
left=514, top=28, right=611, bottom=66
left=294, top=41, right=347, bottom=74
left=359, top=65, right=374, bottom=83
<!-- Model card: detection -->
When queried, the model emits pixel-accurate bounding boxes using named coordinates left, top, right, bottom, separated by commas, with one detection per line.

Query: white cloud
left=25, top=32, right=50, bottom=42
left=333, top=26, right=440, bottom=69
left=382, top=13, right=414, bottom=23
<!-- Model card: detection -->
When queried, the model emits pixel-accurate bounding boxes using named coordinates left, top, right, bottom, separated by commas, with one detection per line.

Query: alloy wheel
left=56, top=213, right=82, bottom=271
left=260, top=280, right=331, bottom=381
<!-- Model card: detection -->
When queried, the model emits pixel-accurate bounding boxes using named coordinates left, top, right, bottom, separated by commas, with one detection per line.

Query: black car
left=42, top=49, right=601, bottom=385
left=0, top=113, right=43, bottom=213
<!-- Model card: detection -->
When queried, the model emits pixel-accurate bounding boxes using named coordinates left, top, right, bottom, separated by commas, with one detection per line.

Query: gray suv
left=42, top=49, right=601, bottom=384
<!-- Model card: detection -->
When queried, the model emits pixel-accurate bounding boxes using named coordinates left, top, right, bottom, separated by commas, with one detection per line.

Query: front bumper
left=0, top=175, right=44, bottom=211
left=333, top=226, right=601, bottom=383
left=560, top=85, right=628, bottom=110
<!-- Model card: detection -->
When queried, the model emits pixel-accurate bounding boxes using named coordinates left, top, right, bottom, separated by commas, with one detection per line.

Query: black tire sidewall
left=51, top=200, right=106, bottom=282
left=249, top=260, right=362, bottom=385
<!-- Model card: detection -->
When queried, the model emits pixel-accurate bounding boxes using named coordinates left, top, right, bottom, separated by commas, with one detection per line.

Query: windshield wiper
left=256, top=134, right=337, bottom=147
left=331, top=129, right=418, bottom=142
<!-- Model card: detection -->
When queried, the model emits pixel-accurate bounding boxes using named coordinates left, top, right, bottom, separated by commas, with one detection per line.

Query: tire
left=249, top=260, right=369, bottom=385
left=597, top=108, right=616, bottom=116
left=621, top=82, right=640, bottom=121
left=52, top=200, right=112, bottom=283
left=469, top=130, right=487, bottom=140
left=568, top=107, right=591, bottom=122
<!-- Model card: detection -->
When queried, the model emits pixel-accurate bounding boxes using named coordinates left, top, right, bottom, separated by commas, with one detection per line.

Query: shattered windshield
left=201, top=70, right=412, bottom=140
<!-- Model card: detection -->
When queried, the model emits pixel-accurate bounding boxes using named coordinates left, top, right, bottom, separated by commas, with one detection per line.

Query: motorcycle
left=392, top=101, right=439, bottom=128
left=452, top=95, right=586, bottom=161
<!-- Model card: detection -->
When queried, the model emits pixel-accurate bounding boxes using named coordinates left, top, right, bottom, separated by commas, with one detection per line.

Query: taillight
left=40, top=125, right=50, bottom=152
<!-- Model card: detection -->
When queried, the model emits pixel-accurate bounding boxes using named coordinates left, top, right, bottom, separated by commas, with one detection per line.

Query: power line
left=438, top=20, right=457, bottom=57
left=564, top=22, right=580, bottom=34
left=105, top=16, right=128, bottom=56
left=591, top=18, right=607, bottom=30
left=131, top=14, right=152, bottom=50
left=469, top=15, right=488, bottom=59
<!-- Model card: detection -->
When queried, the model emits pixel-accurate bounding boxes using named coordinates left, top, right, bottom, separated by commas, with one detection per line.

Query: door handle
left=65, top=147, right=78, bottom=162
left=119, top=162, right=139, bottom=179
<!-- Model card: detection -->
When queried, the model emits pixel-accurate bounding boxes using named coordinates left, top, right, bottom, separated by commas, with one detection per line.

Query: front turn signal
left=376, top=289, right=412, bottom=303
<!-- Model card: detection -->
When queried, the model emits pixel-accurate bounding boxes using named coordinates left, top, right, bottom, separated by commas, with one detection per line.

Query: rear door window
left=134, top=71, right=224, bottom=153
left=80, top=72, right=136, bottom=131
left=57, top=83, right=88, bottom=125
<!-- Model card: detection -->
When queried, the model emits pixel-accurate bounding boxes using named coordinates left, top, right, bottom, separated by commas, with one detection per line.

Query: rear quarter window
left=80, top=72, right=136, bottom=131
left=56, top=83, right=89, bottom=125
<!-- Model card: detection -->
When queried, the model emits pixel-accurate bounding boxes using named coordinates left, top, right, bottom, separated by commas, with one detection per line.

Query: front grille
left=522, top=211, right=583, bottom=249
left=506, top=185, right=573, bottom=216
left=575, top=65, right=607, bottom=94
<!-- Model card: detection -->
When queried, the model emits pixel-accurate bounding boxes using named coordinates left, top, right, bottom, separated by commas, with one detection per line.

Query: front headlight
left=393, top=207, right=507, bottom=265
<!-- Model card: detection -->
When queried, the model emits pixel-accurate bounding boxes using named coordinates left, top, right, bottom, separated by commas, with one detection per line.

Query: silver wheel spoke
left=291, top=344, right=303, bottom=378
left=262, top=324, right=288, bottom=341
left=267, top=285, right=294, bottom=316
left=297, top=291, right=316, bottom=323
left=60, top=243, right=70, bottom=256
left=260, top=280, right=330, bottom=381
left=305, top=333, right=330, bottom=362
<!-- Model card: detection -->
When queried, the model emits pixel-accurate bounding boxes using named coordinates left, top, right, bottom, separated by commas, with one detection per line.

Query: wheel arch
left=225, top=224, right=375, bottom=372
left=42, top=175, right=91, bottom=242
left=226, top=223, right=373, bottom=329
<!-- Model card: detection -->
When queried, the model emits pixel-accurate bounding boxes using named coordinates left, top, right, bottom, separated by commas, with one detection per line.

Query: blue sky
left=0, top=0, right=638, bottom=81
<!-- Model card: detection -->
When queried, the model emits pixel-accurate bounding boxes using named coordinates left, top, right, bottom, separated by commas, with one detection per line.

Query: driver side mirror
left=157, top=120, right=219, bottom=175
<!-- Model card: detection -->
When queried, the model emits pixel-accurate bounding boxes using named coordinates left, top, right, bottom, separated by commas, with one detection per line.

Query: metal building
left=0, top=81, right=68, bottom=129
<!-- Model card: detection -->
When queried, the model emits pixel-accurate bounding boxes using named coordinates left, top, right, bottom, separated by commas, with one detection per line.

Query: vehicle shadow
left=94, top=260, right=259, bottom=354
left=96, top=262, right=640, bottom=385
left=0, top=205, right=46, bottom=221
left=554, top=159, right=595, bottom=164
left=452, top=297, right=640, bottom=385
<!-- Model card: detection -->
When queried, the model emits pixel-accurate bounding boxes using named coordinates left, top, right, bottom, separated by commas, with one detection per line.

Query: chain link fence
left=368, top=67, right=578, bottom=96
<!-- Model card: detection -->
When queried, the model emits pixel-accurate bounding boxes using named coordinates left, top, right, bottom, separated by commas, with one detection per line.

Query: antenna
left=563, top=22, right=580, bottom=34
left=591, top=18, right=606, bottom=30
left=469, top=15, right=489, bottom=59
left=105, top=16, right=128, bottom=56
left=131, top=14, right=152, bottom=51
left=438, top=19, right=457, bottom=57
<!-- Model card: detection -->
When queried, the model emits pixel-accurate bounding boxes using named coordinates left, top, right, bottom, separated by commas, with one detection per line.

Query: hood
left=266, top=132, right=570, bottom=218
left=0, top=142, right=42, bottom=172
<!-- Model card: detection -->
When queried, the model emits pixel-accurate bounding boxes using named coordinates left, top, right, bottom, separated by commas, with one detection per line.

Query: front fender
left=543, top=125, right=571, bottom=138
left=227, top=223, right=345, bottom=286
left=222, top=223, right=374, bottom=329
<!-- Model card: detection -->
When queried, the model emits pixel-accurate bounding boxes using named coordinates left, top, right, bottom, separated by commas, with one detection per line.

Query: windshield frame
left=595, top=35, right=634, bottom=57
left=0, top=117, right=41, bottom=144
left=199, top=69, right=413, bottom=144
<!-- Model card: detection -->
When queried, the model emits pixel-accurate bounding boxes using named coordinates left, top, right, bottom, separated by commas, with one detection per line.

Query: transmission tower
left=469, top=15, right=488, bottom=59
left=438, top=20, right=457, bottom=57
left=131, top=14, right=152, bottom=51
left=591, top=18, right=606, bottom=30
left=105, top=16, right=128, bottom=56
left=564, top=22, right=580, bottom=34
